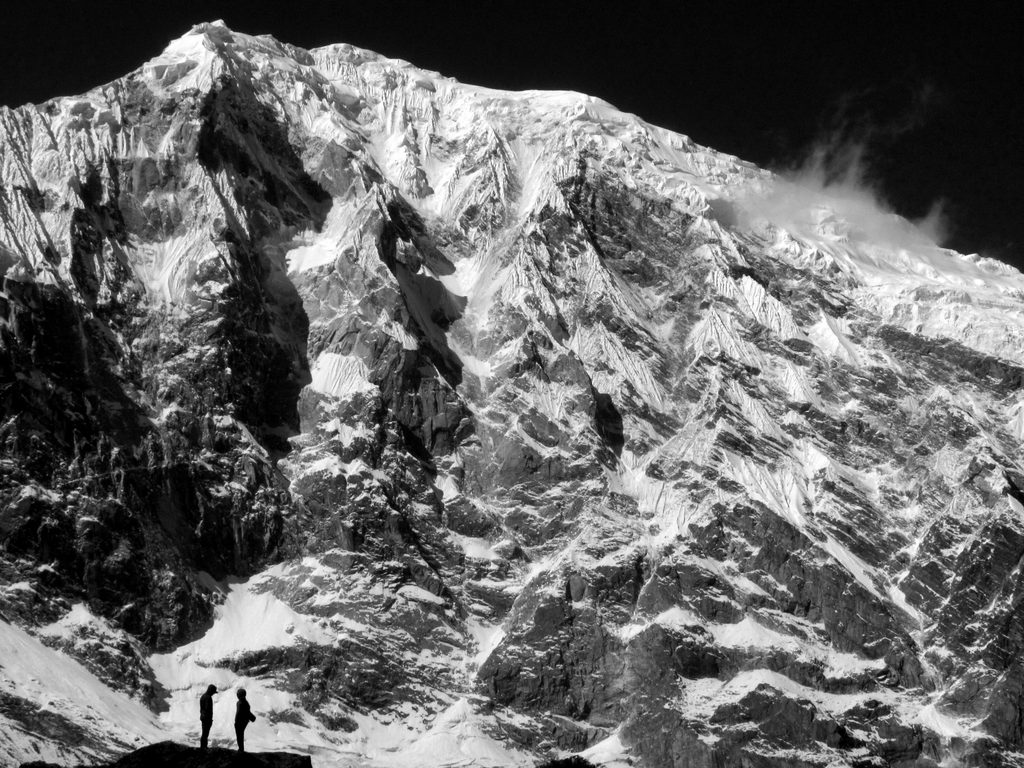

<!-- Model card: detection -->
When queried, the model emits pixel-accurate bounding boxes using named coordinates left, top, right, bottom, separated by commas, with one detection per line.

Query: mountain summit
left=2, top=21, right=1024, bottom=768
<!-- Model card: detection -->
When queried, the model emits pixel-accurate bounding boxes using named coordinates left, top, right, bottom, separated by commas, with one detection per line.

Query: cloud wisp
left=735, top=83, right=953, bottom=253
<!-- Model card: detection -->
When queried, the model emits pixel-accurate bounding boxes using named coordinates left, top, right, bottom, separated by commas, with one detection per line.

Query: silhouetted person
left=199, top=684, right=217, bottom=750
left=234, top=688, right=256, bottom=752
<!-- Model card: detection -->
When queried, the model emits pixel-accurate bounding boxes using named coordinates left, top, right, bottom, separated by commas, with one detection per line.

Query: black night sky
left=2, top=1, right=1022, bottom=266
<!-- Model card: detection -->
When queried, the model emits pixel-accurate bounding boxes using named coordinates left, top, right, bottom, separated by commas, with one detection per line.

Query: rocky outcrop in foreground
left=20, top=741, right=312, bottom=768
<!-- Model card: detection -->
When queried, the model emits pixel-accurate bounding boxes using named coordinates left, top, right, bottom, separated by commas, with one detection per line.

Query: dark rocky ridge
left=0, top=66, right=326, bottom=651
left=20, top=741, right=312, bottom=768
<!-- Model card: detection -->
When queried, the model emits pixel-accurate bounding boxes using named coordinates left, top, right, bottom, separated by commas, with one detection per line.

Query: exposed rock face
left=3, top=19, right=1024, bottom=768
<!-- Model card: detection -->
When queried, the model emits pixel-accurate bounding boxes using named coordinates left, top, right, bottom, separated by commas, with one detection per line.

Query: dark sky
left=3, top=1, right=1022, bottom=266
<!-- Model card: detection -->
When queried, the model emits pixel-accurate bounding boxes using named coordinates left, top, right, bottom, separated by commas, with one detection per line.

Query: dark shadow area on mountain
left=197, top=76, right=331, bottom=233
left=20, top=740, right=312, bottom=768
left=379, top=195, right=466, bottom=388
left=195, top=74, right=331, bottom=454
left=1004, top=471, right=1024, bottom=509
left=367, top=192, right=472, bottom=458
left=593, top=390, right=624, bottom=459
left=0, top=68, right=335, bottom=656
left=0, top=279, right=221, bottom=649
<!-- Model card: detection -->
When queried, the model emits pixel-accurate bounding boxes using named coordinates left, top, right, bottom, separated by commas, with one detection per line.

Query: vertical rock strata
left=2, top=20, right=1024, bottom=767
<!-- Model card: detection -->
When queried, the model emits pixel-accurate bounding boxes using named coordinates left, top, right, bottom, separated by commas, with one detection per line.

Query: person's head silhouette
left=237, top=689, right=247, bottom=699
left=206, top=684, right=217, bottom=694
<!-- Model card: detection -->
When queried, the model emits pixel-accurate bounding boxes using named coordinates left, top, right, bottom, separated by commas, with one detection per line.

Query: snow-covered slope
left=3, top=20, right=1024, bottom=768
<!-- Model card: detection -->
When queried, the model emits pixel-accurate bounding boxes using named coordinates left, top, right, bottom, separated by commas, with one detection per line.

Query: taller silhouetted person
left=199, top=684, right=217, bottom=750
left=234, top=688, right=256, bottom=752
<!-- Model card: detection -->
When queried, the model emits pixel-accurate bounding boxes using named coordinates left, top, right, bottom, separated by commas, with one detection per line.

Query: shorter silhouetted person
left=199, top=684, right=217, bottom=750
left=234, top=688, right=256, bottom=752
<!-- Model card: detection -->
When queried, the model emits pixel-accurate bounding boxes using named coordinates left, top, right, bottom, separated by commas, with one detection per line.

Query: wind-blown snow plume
left=744, top=81, right=951, bottom=250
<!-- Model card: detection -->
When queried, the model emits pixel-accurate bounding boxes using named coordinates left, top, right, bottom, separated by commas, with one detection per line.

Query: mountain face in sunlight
left=3, top=20, right=1024, bottom=768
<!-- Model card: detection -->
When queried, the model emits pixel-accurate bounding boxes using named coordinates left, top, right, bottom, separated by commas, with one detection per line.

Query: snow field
left=0, top=618, right=163, bottom=765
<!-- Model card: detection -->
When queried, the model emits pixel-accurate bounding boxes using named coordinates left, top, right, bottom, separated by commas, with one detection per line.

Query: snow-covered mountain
left=3, top=20, right=1024, bottom=768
